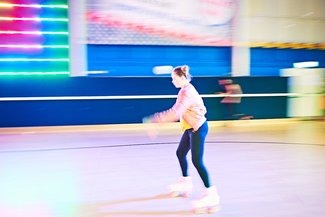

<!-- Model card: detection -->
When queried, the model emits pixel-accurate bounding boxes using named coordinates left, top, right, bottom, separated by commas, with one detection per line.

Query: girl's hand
left=142, top=116, right=153, bottom=124
left=142, top=116, right=158, bottom=139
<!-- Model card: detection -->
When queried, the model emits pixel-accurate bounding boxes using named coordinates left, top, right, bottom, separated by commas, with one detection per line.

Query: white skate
left=192, top=186, right=220, bottom=214
left=168, top=176, right=193, bottom=198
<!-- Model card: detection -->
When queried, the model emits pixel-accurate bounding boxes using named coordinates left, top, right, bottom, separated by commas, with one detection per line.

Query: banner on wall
left=87, top=0, right=236, bottom=46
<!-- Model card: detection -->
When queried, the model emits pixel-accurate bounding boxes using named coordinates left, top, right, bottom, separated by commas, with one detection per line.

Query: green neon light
left=0, top=2, right=70, bottom=77
left=0, top=72, right=70, bottom=75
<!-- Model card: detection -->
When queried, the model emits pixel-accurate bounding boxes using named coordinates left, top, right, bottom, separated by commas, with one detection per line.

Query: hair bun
left=181, top=65, right=189, bottom=73
left=173, top=65, right=192, bottom=81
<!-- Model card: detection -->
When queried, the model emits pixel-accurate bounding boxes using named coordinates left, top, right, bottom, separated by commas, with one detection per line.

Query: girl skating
left=144, top=65, right=220, bottom=213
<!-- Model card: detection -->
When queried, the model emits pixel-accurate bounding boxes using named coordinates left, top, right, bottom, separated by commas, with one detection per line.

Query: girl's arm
left=152, top=89, right=191, bottom=123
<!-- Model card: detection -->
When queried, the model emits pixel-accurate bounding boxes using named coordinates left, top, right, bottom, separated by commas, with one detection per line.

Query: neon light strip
left=0, top=31, right=68, bottom=35
left=0, top=72, right=69, bottom=75
left=0, top=58, right=69, bottom=62
left=0, top=17, right=68, bottom=22
left=0, top=3, right=68, bottom=9
left=0, top=45, right=69, bottom=48
left=0, top=93, right=302, bottom=101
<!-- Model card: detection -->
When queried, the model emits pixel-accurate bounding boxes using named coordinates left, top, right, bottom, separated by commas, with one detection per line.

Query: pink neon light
left=0, top=3, right=68, bottom=9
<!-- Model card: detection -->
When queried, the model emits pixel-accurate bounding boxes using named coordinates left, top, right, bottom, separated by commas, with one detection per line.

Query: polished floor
left=0, top=119, right=324, bottom=217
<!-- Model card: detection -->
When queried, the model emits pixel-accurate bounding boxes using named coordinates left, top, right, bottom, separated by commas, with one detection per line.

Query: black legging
left=176, top=121, right=211, bottom=188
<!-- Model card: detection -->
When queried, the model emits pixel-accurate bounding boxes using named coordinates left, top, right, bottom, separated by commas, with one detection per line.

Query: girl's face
left=171, top=71, right=184, bottom=88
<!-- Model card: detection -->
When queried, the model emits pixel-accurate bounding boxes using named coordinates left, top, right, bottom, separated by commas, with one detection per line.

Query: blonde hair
left=173, top=65, right=192, bottom=81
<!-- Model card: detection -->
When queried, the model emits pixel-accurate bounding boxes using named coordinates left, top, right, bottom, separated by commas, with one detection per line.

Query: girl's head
left=171, top=65, right=191, bottom=88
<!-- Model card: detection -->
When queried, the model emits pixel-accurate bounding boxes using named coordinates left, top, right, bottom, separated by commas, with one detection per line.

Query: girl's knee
left=176, top=149, right=185, bottom=159
left=191, top=157, right=203, bottom=169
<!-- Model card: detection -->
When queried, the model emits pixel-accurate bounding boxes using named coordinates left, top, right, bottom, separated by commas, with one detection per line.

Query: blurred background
left=0, top=0, right=324, bottom=127
left=0, top=2, right=324, bottom=217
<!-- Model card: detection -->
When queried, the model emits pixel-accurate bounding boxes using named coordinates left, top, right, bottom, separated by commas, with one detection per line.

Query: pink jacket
left=153, top=83, right=207, bottom=131
left=221, top=83, right=242, bottom=103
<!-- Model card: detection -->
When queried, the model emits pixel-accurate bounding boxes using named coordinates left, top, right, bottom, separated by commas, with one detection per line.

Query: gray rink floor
left=0, top=120, right=324, bottom=217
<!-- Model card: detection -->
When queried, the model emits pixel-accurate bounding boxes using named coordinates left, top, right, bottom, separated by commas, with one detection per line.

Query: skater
left=217, top=79, right=253, bottom=122
left=217, top=79, right=243, bottom=120
left=143, top=65, right=220, bottom=213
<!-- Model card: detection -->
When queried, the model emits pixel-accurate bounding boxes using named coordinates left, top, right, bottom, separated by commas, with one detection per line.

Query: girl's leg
left=191, top=123, right=220, bottom=212
left=176, top=130, right=191, bottom=177
left=169, top=130, right=193, bottom=197
left=190, top=121, right=210, bottom=187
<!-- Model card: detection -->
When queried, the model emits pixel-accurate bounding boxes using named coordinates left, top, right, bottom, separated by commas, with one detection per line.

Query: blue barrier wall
left=0, top=76, right=288, bottom=127
left=250, top=48, right=325, bottom=76
left=87, top=45, right=232, bottom=76
left=87, top=45, right=325, bottom=77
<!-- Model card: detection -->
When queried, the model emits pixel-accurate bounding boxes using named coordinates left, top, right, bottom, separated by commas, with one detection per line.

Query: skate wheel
left=180, top=192, right=190, bottom=198
left=207, top=205, right=219, bottom=213
left=192, top=206, right=220, bottom=214
left=192, top=207, right=206, bottom=214
left=169, top=191, right=179, bottom=198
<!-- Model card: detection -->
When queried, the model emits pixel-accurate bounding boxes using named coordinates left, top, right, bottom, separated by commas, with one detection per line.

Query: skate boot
left=168, top=176, right=193, bottom=198
left=192, top=186, right=220, bottom=214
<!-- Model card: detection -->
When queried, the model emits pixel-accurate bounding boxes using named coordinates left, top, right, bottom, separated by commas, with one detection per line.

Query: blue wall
left=87, top=45, right=325, bottom=77
left=0, top=76, right=288, bottom=127
left=251, top=48, right=325, bottom=76
left=87, top=45, right=232, bottom=76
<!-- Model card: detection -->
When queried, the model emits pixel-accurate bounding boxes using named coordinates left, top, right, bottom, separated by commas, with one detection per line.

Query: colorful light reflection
left=0, top=154, right=79, bottom=216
